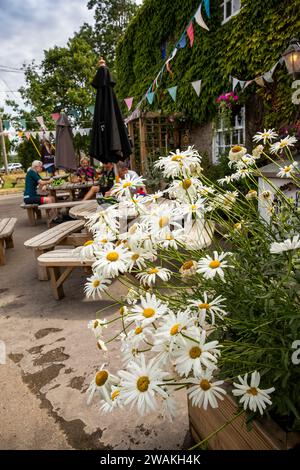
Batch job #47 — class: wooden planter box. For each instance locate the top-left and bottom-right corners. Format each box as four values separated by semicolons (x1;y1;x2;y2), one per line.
188;393;300;450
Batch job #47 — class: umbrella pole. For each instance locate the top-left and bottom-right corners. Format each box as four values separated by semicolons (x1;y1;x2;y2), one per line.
114;163;120;182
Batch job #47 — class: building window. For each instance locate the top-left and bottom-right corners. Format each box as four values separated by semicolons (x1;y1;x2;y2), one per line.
221;0;241;24
212;107;245;163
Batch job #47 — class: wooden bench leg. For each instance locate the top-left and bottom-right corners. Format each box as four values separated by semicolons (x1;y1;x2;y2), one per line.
48;266;74;300
0;239;5;265
36;208;42;220
27;208;37;226
34;249;50;281
5;235;14;249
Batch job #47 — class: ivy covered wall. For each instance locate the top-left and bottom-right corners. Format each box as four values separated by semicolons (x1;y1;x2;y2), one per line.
116;0;300;127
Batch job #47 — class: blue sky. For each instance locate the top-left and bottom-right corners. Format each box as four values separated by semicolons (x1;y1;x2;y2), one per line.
0;0;95;108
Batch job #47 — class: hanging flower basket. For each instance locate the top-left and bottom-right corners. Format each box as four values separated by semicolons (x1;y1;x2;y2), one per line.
216;91;239;129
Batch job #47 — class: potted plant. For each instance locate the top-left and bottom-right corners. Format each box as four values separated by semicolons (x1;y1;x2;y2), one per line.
216;91;240;130
80;132;300;449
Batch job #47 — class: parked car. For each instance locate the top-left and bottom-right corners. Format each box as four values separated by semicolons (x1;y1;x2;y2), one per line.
0;163;23;173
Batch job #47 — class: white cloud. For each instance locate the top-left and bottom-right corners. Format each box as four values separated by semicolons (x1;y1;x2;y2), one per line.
0;0;94;108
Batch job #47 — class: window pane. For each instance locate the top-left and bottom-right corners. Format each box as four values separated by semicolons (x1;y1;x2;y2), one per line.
226;1;232;18
232;0;241;13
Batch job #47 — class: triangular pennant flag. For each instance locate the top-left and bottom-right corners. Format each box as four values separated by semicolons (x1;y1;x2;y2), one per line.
124;97;134;111
18;131;24;138
178;33;187;48
51;113;60;121
36;116;45;128
187;22;195;47
87;106;94;114
204;0;210;18
244;80;253;89
239;80;247;90
263;62;279;83
44;131;50;140
255;76;265;87
167;86;178;102
147;91;155;105
192;79;202;97
195;3;209;31
3;120;10;130
232;77;240;91
25;132;31;140
19;118;26;129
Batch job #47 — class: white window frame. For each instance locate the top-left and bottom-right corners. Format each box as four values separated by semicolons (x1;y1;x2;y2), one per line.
221;0;241;24
212;107;245;164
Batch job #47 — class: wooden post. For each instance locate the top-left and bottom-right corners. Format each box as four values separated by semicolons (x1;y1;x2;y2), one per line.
127;121;136;171
0;117;9;174
0;239;6;265
139;117;147;175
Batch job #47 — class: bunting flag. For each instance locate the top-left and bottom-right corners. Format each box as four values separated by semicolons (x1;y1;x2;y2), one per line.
195;3;210;31
87;106;95;114
51;113;60;121
232;77;240;92
255;76;266;87
167;86;178;102
204;0;210;18
187;22;195;47
147;91;155;105
262;62;279;83
69;109;80;119
25;132;31;140
124;97;134;111
161;41;167;60
36;116;45;128
191;79;202;96
19;118;26;129
17;131;23;138
177;33;187;49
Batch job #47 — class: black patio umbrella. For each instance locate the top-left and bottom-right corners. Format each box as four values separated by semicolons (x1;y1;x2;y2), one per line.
89;59;132;164
55;112;77;170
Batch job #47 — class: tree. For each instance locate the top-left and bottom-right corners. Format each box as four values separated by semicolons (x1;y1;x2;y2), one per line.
20;35;98;128
87;0;139;68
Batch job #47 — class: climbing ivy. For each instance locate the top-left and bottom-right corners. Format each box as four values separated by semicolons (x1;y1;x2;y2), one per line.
115;0;300;127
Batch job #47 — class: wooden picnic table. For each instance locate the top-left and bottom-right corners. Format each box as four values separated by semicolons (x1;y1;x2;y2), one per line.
48;181;100;201
69;200;99;220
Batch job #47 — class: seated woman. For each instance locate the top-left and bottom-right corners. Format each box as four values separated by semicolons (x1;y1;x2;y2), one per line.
41;139;56;176
77;156;95;181
23;160;54;205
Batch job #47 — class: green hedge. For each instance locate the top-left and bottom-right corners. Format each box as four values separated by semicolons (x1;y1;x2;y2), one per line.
116;0;300;127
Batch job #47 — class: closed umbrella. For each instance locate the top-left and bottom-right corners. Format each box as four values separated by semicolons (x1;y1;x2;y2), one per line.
55;112;77;170
89;58;132;164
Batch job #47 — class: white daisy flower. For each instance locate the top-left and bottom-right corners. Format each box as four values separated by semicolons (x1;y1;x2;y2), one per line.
136;267;172;286
179;260;198;278
93;243;131;278
270;235;300;254
234;155;256;169
228;145;247;162
154;147;202;179
145;205;183;237
270;136;298;154
118;355;169;416
197;251;232;282
253;129;278;144
260;190;273;202
151;340;172;366
173;329;221;378
88;318;108;339
129;292;169;326
120;341;141;366
276;161;299;178
167;178;201;202
100;385;123;413
74;239;97;261
120;324;153;348
127;245;156;272
143;191;164;204
231;168;254;180
87;365;119;405
190;292;228;326
188;369;226;409
110;173;145;198
245;189;258;200
124;287;140;305
84;274;111;299
213;191;238;210
155;310;193;350
217;175;233;186
86;205;120;231
252;145;264;158
177;198;206;223
232;371;275;415
155;229;185;250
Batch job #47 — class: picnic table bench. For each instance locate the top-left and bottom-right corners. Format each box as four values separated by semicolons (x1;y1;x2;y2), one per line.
0;218;17;265
38;200;93;227
20;203;42;226
24;219;87;280
11;176;26;188
38;249;93;300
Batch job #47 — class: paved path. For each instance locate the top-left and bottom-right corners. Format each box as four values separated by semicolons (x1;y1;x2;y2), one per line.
0;196;190;450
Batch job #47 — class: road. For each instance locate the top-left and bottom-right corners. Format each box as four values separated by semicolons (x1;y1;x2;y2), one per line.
0;195;190;450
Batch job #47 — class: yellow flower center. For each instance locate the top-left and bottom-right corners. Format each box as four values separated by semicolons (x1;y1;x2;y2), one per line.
200;379;211;391
247;387;258;396
111;390;120;401
234;223;242;230
198;303;210;310
182;260;194;270
119;306;127;315
84;240;93;246
135;327;143;335
101;239;108;243
95;370;108;386
170;323;181;336
165;234;173;240
123;181;132;188
131;253;140;261
189;346;202;359
171;155;183;161
159;216;169;228
93;320;99;328
106;251;119;262
182;179;192;189
284;166;292;173
209;260;221;269
137;376;150;392
92;280;100;288
148;268;159;274
191;204;197;211
231;145;242;153
143;308;155;318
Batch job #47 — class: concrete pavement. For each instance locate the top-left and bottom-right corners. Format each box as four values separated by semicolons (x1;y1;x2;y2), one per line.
0;195;190;450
